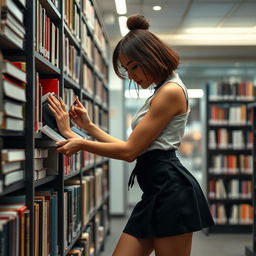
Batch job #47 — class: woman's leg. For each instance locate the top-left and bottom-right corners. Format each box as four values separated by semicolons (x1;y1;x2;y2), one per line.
153;232;193;256
112;233;154;256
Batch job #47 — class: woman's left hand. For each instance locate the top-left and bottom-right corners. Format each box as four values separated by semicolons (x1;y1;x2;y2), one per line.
47;94;72;137
56;138;84;156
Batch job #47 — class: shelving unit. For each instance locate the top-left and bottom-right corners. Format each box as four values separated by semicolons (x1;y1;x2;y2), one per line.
245;103;256;256
205;81;254;234
0;0;110;255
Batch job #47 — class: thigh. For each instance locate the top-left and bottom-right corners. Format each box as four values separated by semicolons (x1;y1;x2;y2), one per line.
153;232;193;256
112;233;154;256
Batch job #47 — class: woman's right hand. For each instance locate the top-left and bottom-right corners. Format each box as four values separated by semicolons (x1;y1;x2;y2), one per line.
69;97;93;131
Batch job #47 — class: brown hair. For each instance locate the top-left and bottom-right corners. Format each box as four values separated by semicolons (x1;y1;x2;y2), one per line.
113;14;180;83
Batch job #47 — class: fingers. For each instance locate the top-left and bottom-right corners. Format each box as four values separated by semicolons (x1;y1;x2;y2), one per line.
69;105;78;120
75;96;84;108
56;140;68;146
48;98;61;116
48;94;69;117
56;140;72;156
59;97;67;112
47;94;62;115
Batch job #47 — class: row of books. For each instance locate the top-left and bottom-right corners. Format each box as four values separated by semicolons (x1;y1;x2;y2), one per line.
81;19;93;61
64;35;80;83
95;165;108;208
0;199;30;256
209;154;252;174
209;129;253;150
0;167;109;255
95;76;108;107
209;105;252;125
66;177;94;236
63;172;107;251
67;225;95;256
34;190;58;256
64;0;80;42
64;153;82;176
63;184;82;249
94;17;108;60
82;0;95;32
210;203;253;225
83;64;94;94
208;81;255;101
209;179;252;199
101;111;109;131
0;149;25;193
0;0;26;49
0;56;26;132
67;203;109;256
0;148;59;191
36;0;60;68
83;151;95;168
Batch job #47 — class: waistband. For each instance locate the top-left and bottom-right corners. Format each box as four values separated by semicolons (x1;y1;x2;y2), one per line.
128;149;177;190
137;149;177;161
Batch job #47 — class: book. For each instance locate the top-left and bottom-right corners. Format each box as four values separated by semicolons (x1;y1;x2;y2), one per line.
1;149;25;162
1;60;26;82
1;75;26;102
40;125;66;142
39;78;59;96
1;0;24;24
2;99;24;119
4;169;24;186
1;160;22;174
0;116;24;131
41;92;59;131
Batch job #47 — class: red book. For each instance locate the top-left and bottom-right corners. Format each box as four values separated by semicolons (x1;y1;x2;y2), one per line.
12;62;26;72
39;78;59;96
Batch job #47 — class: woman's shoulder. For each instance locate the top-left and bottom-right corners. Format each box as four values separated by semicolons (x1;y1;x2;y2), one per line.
153;82;185;101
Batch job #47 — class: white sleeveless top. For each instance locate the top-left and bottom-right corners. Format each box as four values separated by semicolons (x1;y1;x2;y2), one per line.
131;72;191;154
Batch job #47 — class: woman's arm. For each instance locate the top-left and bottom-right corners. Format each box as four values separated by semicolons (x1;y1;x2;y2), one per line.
56;84;187;161
86;123;124;143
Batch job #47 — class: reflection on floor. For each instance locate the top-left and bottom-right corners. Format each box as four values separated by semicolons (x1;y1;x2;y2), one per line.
100;210;251;256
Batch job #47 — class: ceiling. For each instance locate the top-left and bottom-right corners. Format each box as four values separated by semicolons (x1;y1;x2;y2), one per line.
96;0;256;84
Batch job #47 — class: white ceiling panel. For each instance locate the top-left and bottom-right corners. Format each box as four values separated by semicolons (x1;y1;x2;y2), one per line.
231;3;256;17
223;17;256;27
128;3;187;17
187;3;235;17
182;17;222;28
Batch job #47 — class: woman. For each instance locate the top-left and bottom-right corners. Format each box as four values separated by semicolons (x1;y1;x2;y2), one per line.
48;14;214;256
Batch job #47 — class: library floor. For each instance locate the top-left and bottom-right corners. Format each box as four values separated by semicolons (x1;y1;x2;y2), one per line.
100;208;251;256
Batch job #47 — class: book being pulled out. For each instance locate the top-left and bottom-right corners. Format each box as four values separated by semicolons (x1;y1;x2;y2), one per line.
41;92;59;132
41;125;66;142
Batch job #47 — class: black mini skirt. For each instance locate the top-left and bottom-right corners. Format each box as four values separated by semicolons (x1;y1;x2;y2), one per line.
123;149;215;238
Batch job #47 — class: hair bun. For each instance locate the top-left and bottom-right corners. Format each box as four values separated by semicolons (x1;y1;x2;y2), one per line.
127;14;150;31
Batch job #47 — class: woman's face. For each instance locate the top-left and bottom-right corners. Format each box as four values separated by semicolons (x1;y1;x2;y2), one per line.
119;53;154;89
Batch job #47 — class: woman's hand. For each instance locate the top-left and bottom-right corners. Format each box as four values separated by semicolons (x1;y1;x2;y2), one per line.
47;94;72;137
56;138;84;156
69;97;93;131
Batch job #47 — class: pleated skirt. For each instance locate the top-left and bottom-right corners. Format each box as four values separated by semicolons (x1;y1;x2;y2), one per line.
123;149;215;238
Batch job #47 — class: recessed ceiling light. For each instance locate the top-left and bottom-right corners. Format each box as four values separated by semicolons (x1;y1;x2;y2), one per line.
153;6;162;11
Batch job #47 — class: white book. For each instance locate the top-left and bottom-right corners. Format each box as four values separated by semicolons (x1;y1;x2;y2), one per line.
3;79;26;102
1;149;25;162
229;205;239;224
41;125;66;142
4;169;24;186
1;161;22;174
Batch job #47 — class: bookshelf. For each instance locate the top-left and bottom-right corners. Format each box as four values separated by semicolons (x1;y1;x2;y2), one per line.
0;0;110;255
205;80;254;234
245;103;256;256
